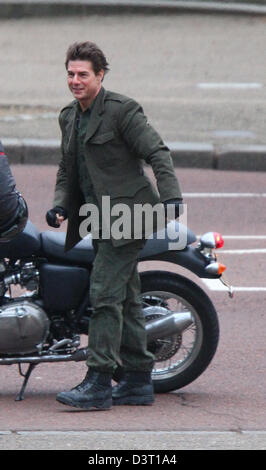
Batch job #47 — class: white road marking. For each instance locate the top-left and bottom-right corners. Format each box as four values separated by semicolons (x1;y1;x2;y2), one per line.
195;235;266;251
197;82;263;90
221;235;266;240
220;249;266;254
184;192;265;291
196;235;266;240
202;279;266;292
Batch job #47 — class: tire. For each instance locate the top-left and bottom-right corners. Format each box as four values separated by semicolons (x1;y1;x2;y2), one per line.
140;270;219;393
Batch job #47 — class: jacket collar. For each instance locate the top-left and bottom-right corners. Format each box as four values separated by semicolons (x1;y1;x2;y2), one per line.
84;86;105;143
65;86;106;153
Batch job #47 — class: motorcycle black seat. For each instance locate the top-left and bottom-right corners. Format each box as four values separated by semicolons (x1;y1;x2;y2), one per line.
41;221;196;265
41;231;95;265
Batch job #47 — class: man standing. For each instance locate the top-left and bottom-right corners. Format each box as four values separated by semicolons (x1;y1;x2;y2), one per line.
46;41;183;410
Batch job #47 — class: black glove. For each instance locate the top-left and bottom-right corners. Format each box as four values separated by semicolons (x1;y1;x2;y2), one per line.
46;206;68;228
163;198;183;219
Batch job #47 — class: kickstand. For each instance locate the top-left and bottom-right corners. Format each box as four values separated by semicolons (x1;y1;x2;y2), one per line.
15;363;37;401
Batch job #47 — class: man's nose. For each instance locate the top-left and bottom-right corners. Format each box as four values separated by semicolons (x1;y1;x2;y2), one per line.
73;74;81;84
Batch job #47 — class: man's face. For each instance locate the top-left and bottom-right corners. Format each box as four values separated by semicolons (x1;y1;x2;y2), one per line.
67;60;104;110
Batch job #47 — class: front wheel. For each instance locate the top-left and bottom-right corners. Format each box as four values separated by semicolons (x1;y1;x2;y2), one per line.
141;270;219;393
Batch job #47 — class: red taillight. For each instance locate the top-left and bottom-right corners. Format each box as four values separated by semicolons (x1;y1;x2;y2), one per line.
199;232;224;250
213;232;224;249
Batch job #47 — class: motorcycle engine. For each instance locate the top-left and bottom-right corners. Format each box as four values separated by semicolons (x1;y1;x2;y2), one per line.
0;300;50;355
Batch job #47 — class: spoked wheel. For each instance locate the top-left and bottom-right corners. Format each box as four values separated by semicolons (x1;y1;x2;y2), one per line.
141;271;219;393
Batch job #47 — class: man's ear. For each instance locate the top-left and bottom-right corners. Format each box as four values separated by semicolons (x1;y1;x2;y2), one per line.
98;69;105;82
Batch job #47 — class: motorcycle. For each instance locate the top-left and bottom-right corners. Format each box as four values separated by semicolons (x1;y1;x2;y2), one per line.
0;218;232;401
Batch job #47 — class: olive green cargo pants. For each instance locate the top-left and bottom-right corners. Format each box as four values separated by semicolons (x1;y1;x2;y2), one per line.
86;239;154;374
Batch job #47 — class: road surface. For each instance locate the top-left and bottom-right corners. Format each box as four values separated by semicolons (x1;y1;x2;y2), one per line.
0;164;265;450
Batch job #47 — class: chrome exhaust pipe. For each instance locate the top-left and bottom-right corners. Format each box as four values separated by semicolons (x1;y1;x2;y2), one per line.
146;311;193;342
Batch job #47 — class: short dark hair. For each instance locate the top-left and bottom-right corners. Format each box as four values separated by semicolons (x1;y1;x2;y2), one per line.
65;41;110;76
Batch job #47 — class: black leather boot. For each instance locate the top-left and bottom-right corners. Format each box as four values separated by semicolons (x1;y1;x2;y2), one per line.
56;369;112;410
112;371;154;406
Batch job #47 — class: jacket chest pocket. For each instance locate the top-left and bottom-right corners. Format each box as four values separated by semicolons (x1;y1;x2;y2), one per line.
88;131;120;168
89;131;115;145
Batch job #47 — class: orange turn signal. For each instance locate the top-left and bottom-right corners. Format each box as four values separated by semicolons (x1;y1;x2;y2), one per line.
218;263;227;275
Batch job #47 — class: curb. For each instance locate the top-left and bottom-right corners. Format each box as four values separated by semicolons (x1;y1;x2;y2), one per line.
1;1;266;18
1;429;266;450
3;138;266;171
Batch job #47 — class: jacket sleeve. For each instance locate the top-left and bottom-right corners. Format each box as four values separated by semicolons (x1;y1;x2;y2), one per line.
53;114;69;210
0;141;19;226
117;98;182;202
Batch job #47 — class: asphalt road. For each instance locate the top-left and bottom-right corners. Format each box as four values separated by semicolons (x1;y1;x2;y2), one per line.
0;165;265;451
1;12;266;147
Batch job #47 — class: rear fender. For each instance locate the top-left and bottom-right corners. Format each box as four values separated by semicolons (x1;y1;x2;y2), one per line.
140;245;221;279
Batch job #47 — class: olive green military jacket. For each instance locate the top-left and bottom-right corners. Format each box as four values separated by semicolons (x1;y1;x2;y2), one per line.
53;86;182;251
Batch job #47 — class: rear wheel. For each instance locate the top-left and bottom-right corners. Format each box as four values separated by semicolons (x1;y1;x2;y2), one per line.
141;271;219;393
